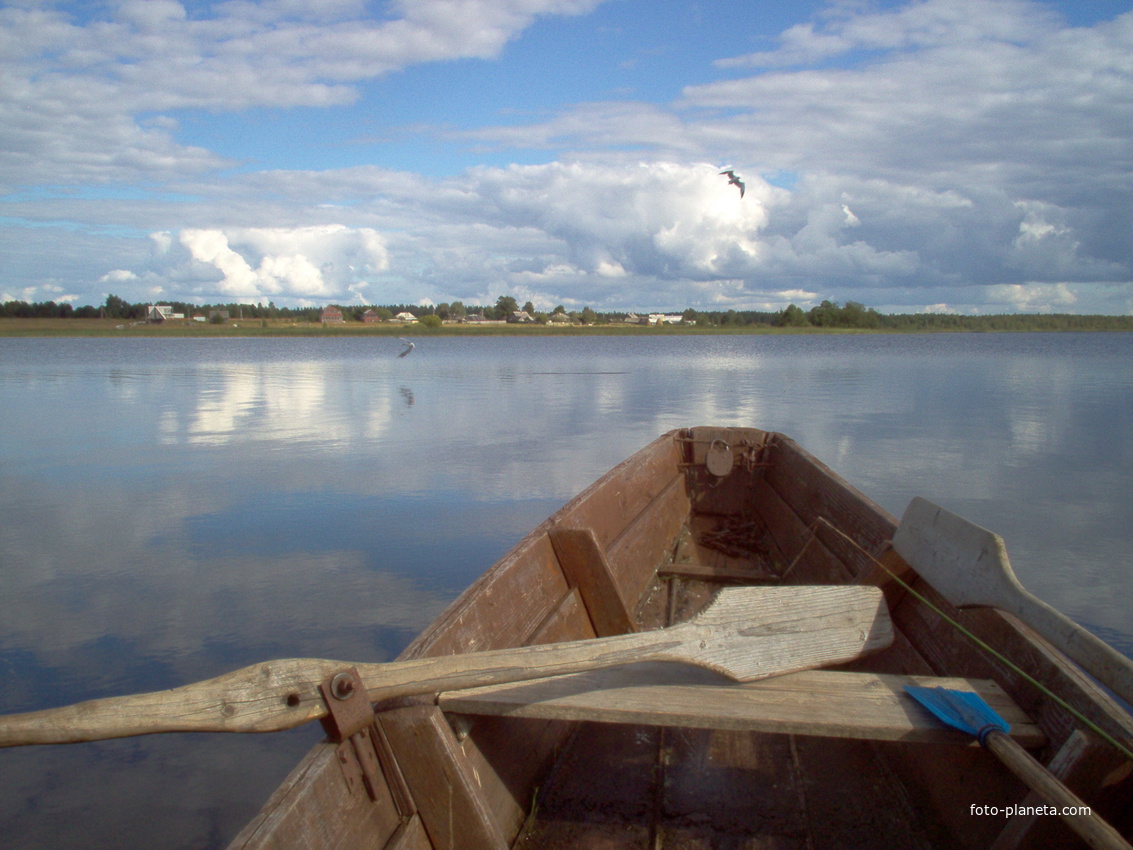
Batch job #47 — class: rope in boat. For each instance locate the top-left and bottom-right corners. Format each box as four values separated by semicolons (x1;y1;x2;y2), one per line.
801;518;1133;763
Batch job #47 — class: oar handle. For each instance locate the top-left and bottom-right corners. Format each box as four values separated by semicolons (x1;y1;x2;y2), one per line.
1011;589;1133;708
0;658;343;746
984;730;1133;850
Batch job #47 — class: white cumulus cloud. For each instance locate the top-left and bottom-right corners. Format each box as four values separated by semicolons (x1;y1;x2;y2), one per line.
176;225;389;300
466;161;773;279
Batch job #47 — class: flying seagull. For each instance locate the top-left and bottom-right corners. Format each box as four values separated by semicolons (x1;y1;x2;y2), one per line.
719;169;745;198
398;338;415;358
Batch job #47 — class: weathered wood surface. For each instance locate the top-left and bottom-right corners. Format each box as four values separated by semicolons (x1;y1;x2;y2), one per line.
981;727;1133;850
512;722;660;847
0;658;346;745
763;432;897;557
383;585;890;692
604;471;691;612
992;730;1133;850
755;439;1021;849
405;532;573;659
386;585;892;688
226;427;1133;850
519;719;943;848
548;528;636;636
377;706;509;850
679;426;774;518
0;587;891;747
663;515;780;582
383;815;433;850
365;584;891;848
228;743;402;850
526;587;593;646
444;587;596;845
658;561;778;583
441;667;1046;747
755;478;855;584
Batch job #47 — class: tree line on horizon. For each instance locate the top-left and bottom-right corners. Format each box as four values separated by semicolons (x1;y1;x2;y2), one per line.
3;293;1132;332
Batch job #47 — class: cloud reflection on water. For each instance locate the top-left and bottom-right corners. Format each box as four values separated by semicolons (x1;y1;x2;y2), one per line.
1;333;1130;850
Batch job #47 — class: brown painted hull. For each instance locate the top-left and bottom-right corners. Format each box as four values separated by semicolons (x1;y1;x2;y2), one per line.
230;427;1133;849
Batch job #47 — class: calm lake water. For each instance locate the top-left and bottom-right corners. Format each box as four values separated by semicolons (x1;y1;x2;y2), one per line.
2;332;1131;848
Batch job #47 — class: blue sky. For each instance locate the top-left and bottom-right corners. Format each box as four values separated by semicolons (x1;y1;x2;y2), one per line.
2;0;1132;314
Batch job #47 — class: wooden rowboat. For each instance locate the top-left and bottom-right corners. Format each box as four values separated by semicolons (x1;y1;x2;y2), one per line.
219;426;1133;849
3;426;1131;847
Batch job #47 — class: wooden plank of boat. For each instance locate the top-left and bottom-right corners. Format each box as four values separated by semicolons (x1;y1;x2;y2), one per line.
440;667;1047;747
547;528;636;636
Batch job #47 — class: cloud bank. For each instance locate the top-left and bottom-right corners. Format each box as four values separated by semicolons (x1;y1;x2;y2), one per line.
170;224;390;301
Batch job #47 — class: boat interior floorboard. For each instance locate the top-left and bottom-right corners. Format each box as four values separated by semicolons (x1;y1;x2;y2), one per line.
666;515;783;583
516;722;950;849
514;722;656;847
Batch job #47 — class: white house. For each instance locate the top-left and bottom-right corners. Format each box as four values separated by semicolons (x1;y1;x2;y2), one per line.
146;304;184;322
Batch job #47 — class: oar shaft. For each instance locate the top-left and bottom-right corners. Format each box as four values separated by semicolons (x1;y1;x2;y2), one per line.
0;630;684;747
985;730;1132;850
355;627;685;703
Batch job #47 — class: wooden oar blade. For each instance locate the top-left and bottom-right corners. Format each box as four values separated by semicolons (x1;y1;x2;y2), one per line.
897;499;1133;708
680;585;893;681
893;496;1021;608
905;685;1010;742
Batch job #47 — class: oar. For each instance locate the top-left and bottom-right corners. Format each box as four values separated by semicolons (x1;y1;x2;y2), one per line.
906;685;1132;850
0;585;892;747
893;497;1133;707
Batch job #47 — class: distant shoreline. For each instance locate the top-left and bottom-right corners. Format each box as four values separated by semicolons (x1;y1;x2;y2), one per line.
3;317;1132;338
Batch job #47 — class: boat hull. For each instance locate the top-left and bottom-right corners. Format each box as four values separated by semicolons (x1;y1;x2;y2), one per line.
230;427;1133;850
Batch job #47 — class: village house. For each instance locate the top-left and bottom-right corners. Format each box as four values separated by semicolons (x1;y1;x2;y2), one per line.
394;311;418;323
320;305;344;324
145;304;184;322
362;309;381;323
462;313;508;325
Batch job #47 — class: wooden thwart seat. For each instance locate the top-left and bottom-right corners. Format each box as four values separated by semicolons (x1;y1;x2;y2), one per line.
439;666;1046;747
